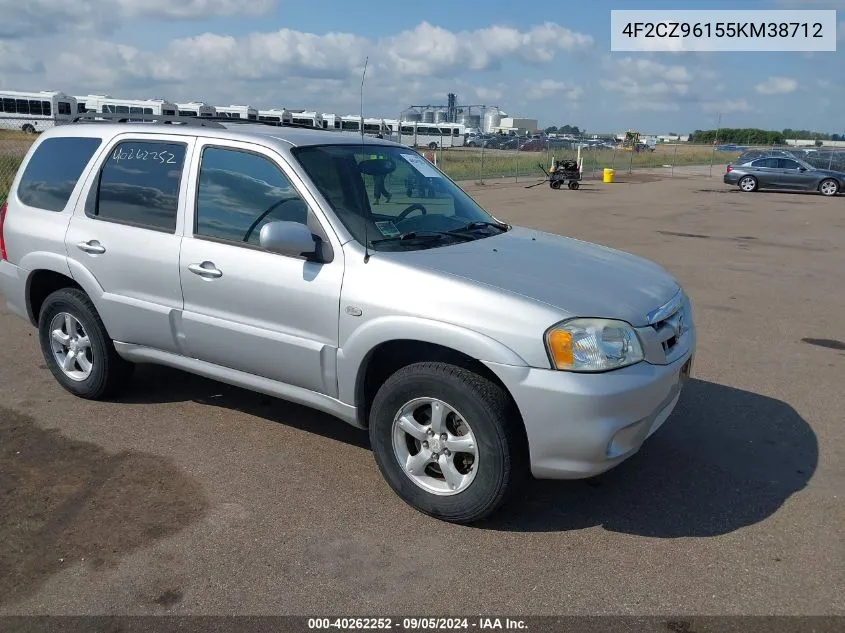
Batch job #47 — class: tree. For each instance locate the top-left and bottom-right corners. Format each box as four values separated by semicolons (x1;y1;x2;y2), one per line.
544;126;558;134
815;139;823;147
689;128;786;145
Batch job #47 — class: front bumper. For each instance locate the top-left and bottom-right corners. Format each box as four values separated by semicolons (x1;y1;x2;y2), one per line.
483;336;695;479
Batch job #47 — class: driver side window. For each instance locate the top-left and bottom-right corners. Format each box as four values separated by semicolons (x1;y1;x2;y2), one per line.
195;146;308;245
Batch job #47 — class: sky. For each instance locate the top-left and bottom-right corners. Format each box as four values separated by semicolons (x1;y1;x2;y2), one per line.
0;0;842;134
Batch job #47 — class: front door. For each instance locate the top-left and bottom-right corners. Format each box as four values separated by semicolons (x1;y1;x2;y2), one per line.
65;134;194;353
178;141;344;396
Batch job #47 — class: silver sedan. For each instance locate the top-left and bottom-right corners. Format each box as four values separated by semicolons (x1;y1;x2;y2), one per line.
724;155;844;196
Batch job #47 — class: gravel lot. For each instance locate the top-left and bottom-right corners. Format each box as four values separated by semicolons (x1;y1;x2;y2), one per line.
1;172;843;616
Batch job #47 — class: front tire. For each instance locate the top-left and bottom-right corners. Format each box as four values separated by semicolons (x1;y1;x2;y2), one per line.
739;175;758;192
22;124;36;134
819;178;839;197
38;288;134;400
369;362;526;524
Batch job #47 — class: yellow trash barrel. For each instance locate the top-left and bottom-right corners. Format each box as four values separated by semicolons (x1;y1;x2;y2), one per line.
603;168;615;183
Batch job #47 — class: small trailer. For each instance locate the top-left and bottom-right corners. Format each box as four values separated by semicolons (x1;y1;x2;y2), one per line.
547;158;582;190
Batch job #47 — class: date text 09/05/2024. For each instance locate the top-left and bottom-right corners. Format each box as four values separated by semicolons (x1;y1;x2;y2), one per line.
307;618;528;630
621;22;824;39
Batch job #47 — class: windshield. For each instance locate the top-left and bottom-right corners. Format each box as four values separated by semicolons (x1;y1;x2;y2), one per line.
291;144;507;251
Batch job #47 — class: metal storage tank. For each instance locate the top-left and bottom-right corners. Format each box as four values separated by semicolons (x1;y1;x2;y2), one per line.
463;114;481;130
421;109;435;123
483;109;503;133
434;109;448;124
403;111;422;123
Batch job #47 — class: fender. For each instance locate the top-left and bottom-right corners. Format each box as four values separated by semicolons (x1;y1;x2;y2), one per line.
335;315;528;405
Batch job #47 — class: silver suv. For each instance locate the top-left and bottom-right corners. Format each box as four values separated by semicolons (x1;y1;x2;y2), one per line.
0;118;696;523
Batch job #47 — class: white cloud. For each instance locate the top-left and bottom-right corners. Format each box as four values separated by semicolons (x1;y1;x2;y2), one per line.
754;76;798;95
382;22;592;76
701;99;752;114
0;0;275;38
0;41;42;73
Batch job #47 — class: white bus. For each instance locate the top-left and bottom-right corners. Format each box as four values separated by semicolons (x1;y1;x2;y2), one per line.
392;121;466;149
214;105;258;121
320;113;340;130
257;109;291;125
331;115;392;137
287;110;324;128
176;102;216;118
0;90;76;133
75;95;178;118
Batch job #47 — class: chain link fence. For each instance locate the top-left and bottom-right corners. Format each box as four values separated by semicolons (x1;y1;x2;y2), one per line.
4;117;845;203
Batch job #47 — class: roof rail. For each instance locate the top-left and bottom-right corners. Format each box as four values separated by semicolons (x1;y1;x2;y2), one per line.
70;112;331;131
71;112;226;128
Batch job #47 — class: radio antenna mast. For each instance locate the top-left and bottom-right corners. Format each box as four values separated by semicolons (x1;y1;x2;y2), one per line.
360;56;371;263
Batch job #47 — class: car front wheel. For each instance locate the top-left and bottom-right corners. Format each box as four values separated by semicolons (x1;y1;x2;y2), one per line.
819;178;839;197
369;362;526;524
739;175;758;192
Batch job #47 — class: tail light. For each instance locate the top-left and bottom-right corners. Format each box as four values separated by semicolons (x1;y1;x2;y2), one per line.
0;201;7;261
726;164;733;173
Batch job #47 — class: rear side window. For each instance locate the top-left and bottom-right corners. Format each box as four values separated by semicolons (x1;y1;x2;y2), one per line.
90;141;186;232
17;137;103;211
751;158;778;168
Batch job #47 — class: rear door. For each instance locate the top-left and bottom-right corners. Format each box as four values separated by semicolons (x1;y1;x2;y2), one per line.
65;133;195;353
748;157;781;187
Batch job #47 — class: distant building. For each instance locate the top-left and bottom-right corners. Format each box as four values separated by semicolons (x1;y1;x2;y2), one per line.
490;117;538;135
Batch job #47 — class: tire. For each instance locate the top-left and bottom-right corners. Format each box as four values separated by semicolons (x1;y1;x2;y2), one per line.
550;180;561;190
819;178;839;197
570;181;580;190
38;288;134;400
22;124;36;134
738;175;758;192
428;142;438;150
369;362;527;524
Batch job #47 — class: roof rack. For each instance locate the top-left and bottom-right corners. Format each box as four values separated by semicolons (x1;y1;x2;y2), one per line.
70;112;330;131
71;112;225;127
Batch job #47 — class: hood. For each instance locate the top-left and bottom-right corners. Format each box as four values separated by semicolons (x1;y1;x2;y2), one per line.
400;227;680;327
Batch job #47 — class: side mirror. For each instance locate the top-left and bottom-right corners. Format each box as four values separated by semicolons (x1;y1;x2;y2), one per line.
798;167;807;172
259;221;317;259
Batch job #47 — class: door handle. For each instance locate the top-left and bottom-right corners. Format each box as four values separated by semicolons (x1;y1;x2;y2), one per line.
188;262;223;279
76;240;106;254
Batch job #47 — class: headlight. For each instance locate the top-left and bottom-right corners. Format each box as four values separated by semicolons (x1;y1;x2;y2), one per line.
545;318;644;372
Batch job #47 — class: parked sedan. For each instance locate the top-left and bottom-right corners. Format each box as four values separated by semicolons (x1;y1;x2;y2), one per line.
724;155;844;196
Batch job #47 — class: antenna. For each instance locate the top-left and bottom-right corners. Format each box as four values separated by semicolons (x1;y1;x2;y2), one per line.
360;56;370;263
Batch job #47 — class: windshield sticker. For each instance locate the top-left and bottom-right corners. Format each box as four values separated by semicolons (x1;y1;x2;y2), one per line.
374;220;401;237
400;153;442;179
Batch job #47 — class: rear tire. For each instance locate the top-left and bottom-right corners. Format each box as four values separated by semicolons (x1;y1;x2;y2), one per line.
739;175;758;192
819;178;839;197
21;124;36;134
550;180;561;190
38;288;134;400
428;142;438;150
368;362;526;524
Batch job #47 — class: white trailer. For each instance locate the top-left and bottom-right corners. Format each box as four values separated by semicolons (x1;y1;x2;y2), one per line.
176;102;216;117
0;90;76;133
75;95;178;117
214;105;258;121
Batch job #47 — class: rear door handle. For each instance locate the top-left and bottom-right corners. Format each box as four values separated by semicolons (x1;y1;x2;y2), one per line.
188;262;223;279
76;240;106;254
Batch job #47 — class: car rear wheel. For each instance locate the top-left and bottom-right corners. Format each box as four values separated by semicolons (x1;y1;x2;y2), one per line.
368;362;526;524
819;179;839;197
38;288;134;400
739;175;758;192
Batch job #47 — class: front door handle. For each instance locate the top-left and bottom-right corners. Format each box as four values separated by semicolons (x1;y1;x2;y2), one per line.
188;262;223;279
76;240;106;254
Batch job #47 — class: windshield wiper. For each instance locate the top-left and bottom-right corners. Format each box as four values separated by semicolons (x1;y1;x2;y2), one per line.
446;221;510;235
370;230;474;246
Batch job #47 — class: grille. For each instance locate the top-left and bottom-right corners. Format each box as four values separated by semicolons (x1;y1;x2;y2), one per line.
651;307;686;355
